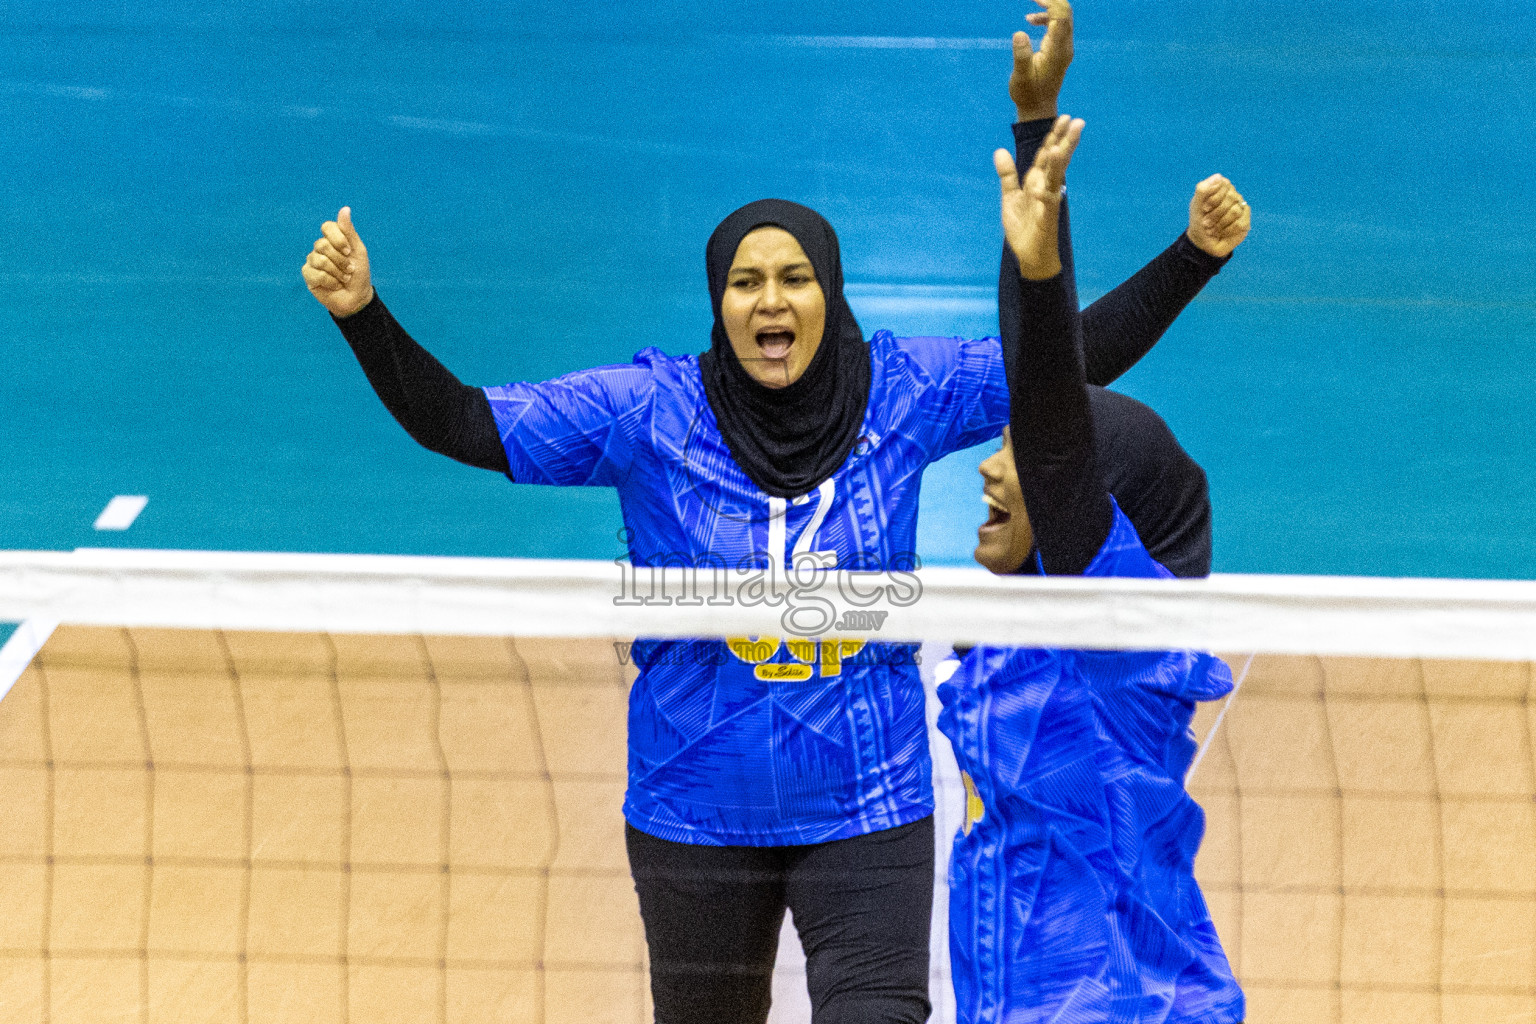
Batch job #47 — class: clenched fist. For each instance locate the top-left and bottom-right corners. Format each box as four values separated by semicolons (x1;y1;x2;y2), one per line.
1187;176;1251;259
301;207;374;318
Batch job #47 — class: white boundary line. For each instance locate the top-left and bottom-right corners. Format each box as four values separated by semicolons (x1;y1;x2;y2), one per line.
0;619;58;704
93;495;148;531
3;548;1536;659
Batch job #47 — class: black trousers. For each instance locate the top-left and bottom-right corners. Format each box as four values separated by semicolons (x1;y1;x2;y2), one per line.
626;817;934;1024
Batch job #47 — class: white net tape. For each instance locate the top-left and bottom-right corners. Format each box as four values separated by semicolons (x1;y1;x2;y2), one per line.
6;547;1536;659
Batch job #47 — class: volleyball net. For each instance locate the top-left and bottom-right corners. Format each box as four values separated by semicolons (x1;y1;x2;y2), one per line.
4;548;1536;1024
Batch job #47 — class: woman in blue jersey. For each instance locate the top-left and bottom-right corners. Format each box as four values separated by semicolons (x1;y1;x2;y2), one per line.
297;5;1243;1019
936;116;1247;1024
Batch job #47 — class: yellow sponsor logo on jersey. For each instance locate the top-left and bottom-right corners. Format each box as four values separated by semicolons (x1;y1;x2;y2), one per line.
727;636;782;664
961;770;985;835
785;638;818;664
817;639;867;678
755;663;814;682
784;637;868;676
728;637;868;679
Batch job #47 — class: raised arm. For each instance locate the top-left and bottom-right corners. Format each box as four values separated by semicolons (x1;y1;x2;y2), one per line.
1005;138;1249;388
1000;1;1251;386
998;2;1083;387
1078;175;1250;384
1004;132;1250;389
301;208;508;474
997;116;1113;575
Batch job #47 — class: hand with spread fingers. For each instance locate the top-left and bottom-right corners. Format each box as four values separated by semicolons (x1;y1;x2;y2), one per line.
1010;0;1074;122
1186;175;1251;258
301;206;374;318
996;114;1085;280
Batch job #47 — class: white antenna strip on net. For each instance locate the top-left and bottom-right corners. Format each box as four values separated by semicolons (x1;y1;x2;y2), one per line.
1184;651;1255;784
0;618;59;702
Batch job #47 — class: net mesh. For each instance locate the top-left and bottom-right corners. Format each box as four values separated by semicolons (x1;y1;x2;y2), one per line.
2;623;1535;1023
0;626;644;1024
1185;654;1536;1023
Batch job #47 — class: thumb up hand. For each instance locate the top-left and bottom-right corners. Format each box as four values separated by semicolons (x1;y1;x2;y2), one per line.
301;206;374;318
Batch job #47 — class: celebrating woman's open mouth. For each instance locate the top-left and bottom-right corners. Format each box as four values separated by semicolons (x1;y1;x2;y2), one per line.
978;493;1011;534
755;329;795;360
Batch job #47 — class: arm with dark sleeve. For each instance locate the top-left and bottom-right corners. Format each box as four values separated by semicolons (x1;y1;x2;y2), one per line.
1009;118;1230;387
1008;263;1114;576
332;294;510;474
1079;233;1228;386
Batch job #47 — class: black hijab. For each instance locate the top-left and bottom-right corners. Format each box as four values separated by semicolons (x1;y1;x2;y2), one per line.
1088;387;1213;578
699;199;872;499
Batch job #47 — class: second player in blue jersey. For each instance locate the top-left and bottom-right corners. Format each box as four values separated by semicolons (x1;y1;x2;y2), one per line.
936;113;1249;1024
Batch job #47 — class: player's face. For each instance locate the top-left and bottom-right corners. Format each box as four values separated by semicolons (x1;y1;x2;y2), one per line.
721;227;827;388
975;428;1035;575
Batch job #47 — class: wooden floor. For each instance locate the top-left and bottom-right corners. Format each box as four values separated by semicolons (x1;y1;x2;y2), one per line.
1;627;1533;1022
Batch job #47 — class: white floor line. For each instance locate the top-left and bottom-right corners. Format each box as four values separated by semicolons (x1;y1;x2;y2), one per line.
0;619;58;704
93;495;148;531
1186;652;1255;784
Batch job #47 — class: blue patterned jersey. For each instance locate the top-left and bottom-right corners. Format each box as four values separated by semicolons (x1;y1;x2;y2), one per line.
485;330;1007;845
937;500;1242;1024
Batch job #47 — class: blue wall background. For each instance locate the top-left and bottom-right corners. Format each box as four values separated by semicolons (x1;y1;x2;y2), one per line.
2;1;1533;576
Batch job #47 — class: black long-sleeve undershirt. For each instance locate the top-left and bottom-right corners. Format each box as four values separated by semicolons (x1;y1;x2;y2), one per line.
1008;117;1229;390
333;296;510;474
332;122;1226;481
1009;262;1114;576
1005;117;1220;578
333;236;1223;481
332;244;1215;486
